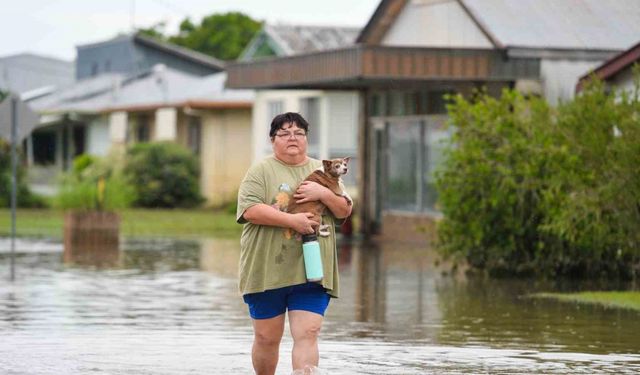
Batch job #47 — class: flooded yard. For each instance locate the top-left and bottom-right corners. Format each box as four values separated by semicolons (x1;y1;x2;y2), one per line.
1;236;639;374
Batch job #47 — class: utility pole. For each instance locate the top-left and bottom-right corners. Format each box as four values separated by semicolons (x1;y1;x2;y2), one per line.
10;96;17;281
131;0;136;31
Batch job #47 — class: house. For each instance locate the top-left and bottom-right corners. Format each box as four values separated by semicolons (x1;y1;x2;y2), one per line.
0;53;74;96
239;24;361;190
576;41;640;93
26;33;252;206
226;0;640;240
76;33;224;79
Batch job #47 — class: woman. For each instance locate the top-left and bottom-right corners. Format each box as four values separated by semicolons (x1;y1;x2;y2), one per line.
236;112;352;375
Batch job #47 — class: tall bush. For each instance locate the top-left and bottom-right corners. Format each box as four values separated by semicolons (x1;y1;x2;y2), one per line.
436;76;640;279
541;77;640;278
0;139;46;208
54;153;136;211
124;142;203;208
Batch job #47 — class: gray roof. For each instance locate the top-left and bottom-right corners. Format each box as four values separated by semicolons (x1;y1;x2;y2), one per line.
0;53;75;94
29;65;253;114
133;33;226;69
462;0;640;51
264;24;361;55
76;33;225;69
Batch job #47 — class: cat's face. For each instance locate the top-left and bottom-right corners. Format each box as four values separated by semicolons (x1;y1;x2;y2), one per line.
322;157;350;177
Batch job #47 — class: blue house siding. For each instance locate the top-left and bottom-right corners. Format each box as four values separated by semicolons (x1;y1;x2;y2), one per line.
76;34;223;80
76;37;138;79
134;43;218;77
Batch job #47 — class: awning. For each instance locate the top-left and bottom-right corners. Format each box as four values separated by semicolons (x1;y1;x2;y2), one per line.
226;46;540;90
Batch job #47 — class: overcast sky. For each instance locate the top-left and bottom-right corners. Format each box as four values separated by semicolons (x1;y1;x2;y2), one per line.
1;0;380;61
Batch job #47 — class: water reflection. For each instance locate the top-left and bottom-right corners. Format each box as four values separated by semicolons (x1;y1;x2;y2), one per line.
64;243;121;268
0;236;639;374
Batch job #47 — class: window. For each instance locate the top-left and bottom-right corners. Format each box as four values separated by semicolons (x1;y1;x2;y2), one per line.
136;114;150;142
422;116;448;211
187;116;201;155
386;121;420;211
428;90;450;114
32;131;56;165
299;97;320;158
370;90;452;117
370;92;385;117
384;115;450;213
388;91;405;116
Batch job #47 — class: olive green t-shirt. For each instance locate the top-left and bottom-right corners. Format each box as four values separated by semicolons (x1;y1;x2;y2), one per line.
236;156;343;298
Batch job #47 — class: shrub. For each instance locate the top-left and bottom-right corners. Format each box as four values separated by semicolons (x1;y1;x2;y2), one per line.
436;75;640;279
0;139;47;208
54;153;136;211
124;142;204;208
541;77;640;278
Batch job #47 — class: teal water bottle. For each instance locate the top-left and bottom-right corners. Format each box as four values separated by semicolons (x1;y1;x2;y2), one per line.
302;234;323;282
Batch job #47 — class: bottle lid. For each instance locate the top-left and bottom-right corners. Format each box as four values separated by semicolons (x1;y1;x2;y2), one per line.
302;234;318;242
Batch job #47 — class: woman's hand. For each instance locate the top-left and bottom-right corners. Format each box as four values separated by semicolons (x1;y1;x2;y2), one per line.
293;181;329;204
289;212;319;234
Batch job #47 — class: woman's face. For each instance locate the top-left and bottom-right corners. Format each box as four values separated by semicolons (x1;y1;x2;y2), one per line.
271;122;308;160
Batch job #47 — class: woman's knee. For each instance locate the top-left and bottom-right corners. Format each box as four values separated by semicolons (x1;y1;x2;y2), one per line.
293;323;322;343
254;329;283;347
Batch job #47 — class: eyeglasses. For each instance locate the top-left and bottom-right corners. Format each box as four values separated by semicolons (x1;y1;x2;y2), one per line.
275;131;307;140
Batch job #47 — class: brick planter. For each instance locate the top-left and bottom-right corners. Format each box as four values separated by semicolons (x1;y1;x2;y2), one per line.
63;211;120;266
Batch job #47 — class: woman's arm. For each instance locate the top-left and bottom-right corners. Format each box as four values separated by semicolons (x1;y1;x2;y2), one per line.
294;181;352;219
243;204;319;234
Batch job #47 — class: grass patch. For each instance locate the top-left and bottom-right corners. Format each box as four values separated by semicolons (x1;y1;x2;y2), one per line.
532;291;640;311
0;208;242;239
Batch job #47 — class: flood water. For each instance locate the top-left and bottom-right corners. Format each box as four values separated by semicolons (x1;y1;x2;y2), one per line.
1;236;639;374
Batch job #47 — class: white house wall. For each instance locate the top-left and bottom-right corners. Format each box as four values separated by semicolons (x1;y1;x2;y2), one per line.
381;0;493;48
326;92;358;154
109;111;127;145
154;107;178;141
86;116;110;156
541;59;603;105
251;90;323;163
200;109;253;206
252;90;359;165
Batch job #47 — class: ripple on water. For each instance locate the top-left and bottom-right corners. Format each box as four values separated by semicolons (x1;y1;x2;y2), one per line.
1;237;639;374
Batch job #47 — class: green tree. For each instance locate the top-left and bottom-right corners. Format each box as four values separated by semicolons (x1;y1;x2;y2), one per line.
137;21;167;40
138;12;262;61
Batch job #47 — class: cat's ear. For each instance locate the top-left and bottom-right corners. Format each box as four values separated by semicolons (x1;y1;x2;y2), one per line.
343;157;351;165
322;159;332;171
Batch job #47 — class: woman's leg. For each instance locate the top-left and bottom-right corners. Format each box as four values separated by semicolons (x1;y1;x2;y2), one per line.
252;314;286;375
288;310;324;371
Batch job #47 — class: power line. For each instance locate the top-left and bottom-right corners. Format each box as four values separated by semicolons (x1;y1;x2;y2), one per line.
149;0;191;17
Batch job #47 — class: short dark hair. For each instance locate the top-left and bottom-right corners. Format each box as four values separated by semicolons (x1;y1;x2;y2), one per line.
269;112;309;138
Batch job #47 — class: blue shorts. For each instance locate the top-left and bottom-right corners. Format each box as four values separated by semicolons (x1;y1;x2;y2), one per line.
243;282;331;320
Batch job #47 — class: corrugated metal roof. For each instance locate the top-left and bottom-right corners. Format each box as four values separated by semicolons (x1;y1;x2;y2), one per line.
29;66;253;114
264;24;361;55
462;0;640;51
